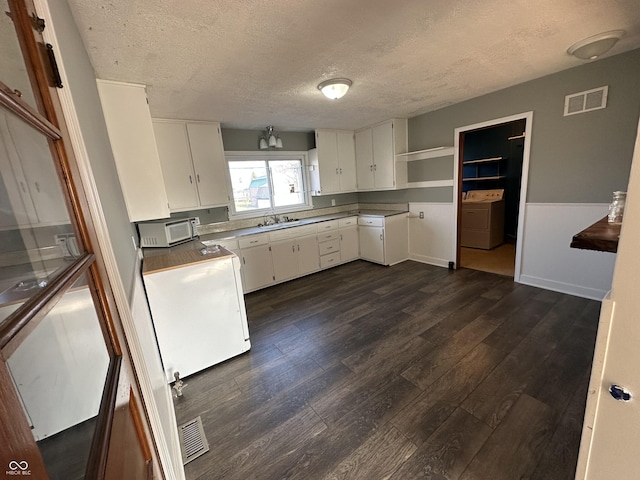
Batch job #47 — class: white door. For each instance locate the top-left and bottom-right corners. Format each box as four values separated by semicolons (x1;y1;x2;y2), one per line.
297;234;320;275
372;122;394;189
187;123;229;207
336;131;357;191
576;118;640;479
271;239;298;282
359;226;384;264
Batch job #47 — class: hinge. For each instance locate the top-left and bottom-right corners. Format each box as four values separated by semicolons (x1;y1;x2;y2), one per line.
269;246;272;251
31;13;45;32
45;44;63;88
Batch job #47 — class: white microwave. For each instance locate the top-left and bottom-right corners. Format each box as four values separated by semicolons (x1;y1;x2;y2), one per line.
138;218;198;247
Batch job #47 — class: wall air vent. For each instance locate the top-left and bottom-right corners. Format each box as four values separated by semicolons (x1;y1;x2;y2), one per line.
564;86;608;116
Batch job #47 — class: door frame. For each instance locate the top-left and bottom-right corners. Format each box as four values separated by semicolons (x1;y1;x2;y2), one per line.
453;111;533;281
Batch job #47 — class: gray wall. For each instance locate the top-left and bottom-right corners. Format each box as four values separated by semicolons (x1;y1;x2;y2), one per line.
221;128;315;151
408;48;640;204
49;0;139;297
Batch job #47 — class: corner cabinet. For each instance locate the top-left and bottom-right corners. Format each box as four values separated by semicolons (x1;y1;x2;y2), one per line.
309;129;357;195
355;119;407;191
96;80;170;222
152;120;229;212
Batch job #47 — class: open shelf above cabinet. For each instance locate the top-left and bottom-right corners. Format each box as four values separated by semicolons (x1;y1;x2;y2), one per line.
395;146;454;161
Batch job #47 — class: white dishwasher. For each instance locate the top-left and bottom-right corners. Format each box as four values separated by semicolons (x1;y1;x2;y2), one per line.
142;245;251;383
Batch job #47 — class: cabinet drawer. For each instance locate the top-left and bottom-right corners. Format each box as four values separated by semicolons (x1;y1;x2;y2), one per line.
316;220;339;232
317;231;339;243
338;216;358;227
319;238;340;256
238;234;269;249
269;224;316;242
358;216;384;227
320;251;341;268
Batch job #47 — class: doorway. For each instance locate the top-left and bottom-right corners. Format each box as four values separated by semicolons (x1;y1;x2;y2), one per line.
453;112;533;280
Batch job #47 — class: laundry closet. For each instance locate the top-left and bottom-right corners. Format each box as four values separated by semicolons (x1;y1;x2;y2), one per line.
459;119;526;276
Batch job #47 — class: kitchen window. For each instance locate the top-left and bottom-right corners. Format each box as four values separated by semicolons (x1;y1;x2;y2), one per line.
226;152;311;217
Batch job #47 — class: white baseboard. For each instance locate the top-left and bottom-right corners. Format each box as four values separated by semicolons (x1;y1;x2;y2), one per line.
409;253;451;268
519;274;608;301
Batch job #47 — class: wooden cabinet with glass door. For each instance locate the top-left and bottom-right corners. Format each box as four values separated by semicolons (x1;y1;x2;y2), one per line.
0;1;154;479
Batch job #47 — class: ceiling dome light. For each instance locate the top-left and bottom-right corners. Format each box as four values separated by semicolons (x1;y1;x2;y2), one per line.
567;30;625;60
318;78;352;99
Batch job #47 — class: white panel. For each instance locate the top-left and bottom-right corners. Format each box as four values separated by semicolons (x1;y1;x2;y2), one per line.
519;203;615;300
408;202;454;268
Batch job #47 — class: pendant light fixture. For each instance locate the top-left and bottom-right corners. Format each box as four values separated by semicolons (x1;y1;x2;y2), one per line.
259;126;283;149
318;78;352;100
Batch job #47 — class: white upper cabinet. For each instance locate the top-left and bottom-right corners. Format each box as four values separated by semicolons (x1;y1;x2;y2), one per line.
96;80;170;222
186;123;229;208
153;120;229;212
309;129;356;195
355;119;407;190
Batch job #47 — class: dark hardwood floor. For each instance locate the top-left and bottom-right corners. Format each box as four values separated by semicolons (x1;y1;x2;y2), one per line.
173;260;600;480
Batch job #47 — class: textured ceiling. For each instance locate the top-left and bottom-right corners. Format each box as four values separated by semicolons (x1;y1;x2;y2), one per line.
65;0;640;132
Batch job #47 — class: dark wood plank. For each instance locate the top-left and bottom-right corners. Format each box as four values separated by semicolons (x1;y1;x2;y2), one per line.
323;424;417;480
389;408;492;480
459;394;555;480
391;343;504;445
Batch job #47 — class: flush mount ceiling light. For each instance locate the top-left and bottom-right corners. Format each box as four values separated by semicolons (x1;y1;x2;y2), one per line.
567;30;625;60
317;78;352;100
259;126;283;150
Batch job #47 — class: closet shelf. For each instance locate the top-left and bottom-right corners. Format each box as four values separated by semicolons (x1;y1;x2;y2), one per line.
463;175;506;182
462;156;505;165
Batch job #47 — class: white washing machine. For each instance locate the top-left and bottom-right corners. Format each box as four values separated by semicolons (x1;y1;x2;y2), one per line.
461;189;505;249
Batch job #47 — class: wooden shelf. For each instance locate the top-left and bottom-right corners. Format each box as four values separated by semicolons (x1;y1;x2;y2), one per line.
571;216;620;253
463;175;506;182
395;146;454;161
463;156;504;165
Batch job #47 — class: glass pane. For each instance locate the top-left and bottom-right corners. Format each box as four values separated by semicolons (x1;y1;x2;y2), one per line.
270;159;305;208
0;107;80;327
0;1;40;111
228;160;270;212
6;272;110;480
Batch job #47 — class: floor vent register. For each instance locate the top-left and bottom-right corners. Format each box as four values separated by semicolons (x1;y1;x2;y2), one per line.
178;416;210;465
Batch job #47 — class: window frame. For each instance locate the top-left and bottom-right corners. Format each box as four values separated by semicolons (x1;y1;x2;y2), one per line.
226;150;313;219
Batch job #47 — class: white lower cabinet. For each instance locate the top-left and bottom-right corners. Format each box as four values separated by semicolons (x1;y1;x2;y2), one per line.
272;234;319;282
359;221;385;264
238;234;274;292
358;214;408;265
339;225;359;262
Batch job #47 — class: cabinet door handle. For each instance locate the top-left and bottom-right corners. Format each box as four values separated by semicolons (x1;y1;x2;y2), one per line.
380;234;383;241
20;181;27;193
34;181;40;193
242;257;246;264
370;165;373;172
189;175;193;184
373;164;377;171
336;168;339;175
292;245;296;253
297;245;300;252
197;174;201;183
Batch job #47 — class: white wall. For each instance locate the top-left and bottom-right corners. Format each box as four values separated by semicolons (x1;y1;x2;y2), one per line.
408;201;616;300
519;203;615;300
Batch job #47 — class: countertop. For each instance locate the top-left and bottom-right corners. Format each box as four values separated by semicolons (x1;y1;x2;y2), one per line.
142;245;236;275
143;209;408;258
570;216;620;253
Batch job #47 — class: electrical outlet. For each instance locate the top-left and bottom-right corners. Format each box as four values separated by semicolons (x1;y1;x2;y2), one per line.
419;211;424;219
193;217;200;226
331;199;336;206
55;234;70;257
